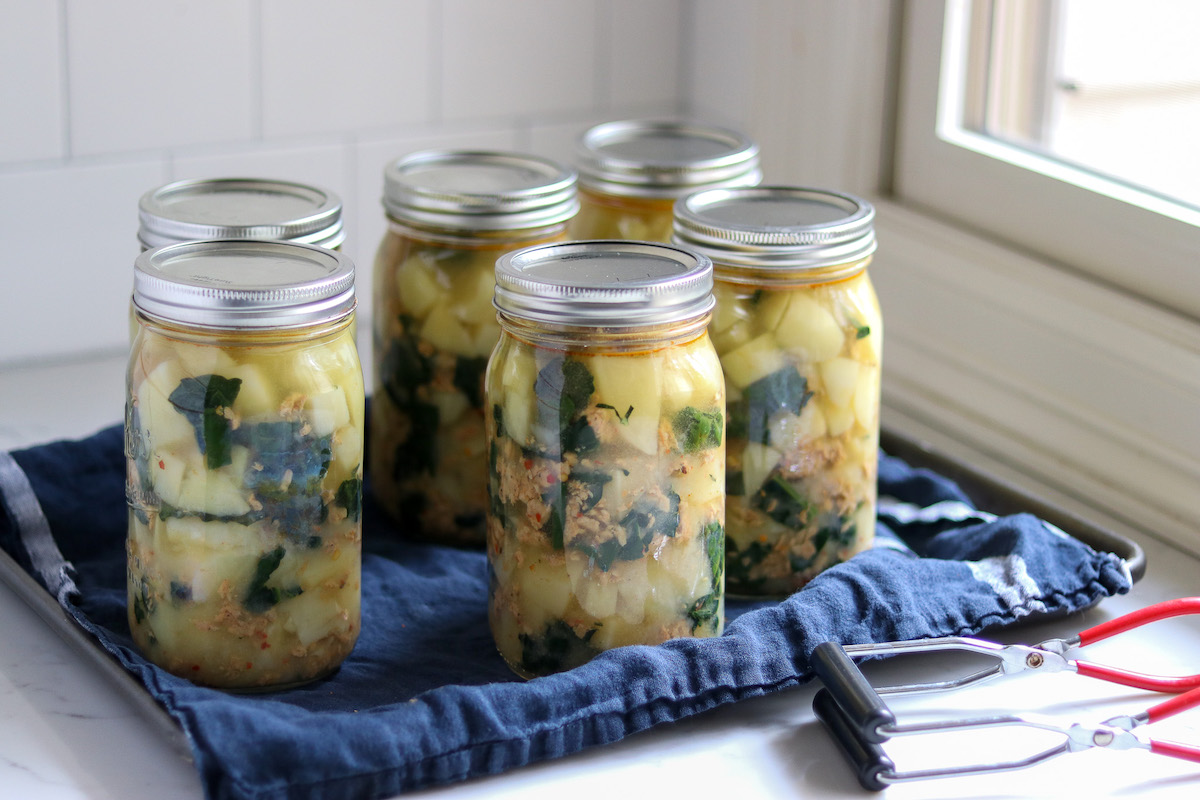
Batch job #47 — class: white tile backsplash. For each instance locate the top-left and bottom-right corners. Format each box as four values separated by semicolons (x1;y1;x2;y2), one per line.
0;1;64;163
260;0;434;138
0;0;697;367
66;0;256;156
604;0;684;110
0;159;168;364
440;0;600;122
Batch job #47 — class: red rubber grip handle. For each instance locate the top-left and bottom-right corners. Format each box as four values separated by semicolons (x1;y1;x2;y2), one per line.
1076;661;1200;693
1077;598;1200;646
1146;686;1200;724
1150;739;1200;764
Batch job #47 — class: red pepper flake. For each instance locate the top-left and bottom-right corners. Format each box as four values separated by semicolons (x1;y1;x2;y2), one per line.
546;474;556;484
245;662;253;670
535;513;542;523
191;665;200;672
158;459;165;470
523;458;533;470
261;642;270;650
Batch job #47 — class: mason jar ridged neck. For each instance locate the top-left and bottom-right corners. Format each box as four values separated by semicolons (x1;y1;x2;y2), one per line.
495;240;714;327
575;119;761;198
137;178;345;250
382;150;578;231
133;240;356;329
673;187;876;274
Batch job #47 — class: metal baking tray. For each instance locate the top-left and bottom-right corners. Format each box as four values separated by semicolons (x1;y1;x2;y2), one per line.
0;423;1144;759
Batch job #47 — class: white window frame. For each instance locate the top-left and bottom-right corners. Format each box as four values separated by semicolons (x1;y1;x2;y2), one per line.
895;0;1200;319
869;0;1200;556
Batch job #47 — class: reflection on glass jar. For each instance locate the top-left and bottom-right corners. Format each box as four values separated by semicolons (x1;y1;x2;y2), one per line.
569;119;761;242
126;240;364;691
674;188;882;597
371;150;577;546
487;241;726;678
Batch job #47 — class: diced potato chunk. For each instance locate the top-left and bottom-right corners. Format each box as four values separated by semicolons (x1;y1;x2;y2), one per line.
396;256;443;317
721;333;786;389
820;357;860;408
589;355;661;454
740;441;783;496
774;292;845;362
421;301;474;354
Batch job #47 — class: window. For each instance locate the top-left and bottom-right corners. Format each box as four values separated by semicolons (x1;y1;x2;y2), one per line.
895;0;1200;319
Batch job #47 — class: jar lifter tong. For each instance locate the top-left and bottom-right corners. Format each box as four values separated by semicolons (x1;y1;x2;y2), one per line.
812;597;1200;790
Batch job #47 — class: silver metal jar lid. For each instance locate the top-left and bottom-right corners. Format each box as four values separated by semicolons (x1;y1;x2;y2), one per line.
133;240;356;329
382;150;578;231
672;186;876;273
138;177;345;250
494;240;714;327
574;119;762;198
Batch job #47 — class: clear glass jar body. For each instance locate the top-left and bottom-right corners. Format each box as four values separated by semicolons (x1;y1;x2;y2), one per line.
712;259;882;596
485;315;726;678
125;312;364;690
371;221;566;545
568;187;677;242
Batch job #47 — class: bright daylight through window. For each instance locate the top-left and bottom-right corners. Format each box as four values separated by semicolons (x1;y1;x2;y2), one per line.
896;0;1200;318
963;0;1200;210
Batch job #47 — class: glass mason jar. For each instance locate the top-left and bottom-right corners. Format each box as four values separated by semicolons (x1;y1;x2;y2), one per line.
372;150;577;546
568;119;761;242
132;177;346;339
487;241;726;678
125;240;364;691
673;187;882;597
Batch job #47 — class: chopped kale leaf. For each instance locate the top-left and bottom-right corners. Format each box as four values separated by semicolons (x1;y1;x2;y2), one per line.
169;580;192;604
688;592;721;632
856;324;871;339
243;546;302;613
243;421;333;542
335;476;363;522
519;619;599;675
751;474;810;528
738;367;812;445
726;539;772;591
534;356;595;455
579;490;681;571
453;356;489;408
672;406;723;452
569;470;612;515
392;401;439;476
168;374;243;469
380;319;432;409
701;520;725;587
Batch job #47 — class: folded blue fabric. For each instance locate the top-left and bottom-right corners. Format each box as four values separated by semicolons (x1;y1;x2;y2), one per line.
0;423;1131;800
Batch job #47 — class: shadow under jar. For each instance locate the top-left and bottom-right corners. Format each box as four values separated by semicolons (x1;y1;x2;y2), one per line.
371;150;577;546
674;187;882;597
568;118;761;243
487;241;727;678
126;240;364;691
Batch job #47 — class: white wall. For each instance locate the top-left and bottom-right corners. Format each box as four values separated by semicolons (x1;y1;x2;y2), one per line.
0;0;689;366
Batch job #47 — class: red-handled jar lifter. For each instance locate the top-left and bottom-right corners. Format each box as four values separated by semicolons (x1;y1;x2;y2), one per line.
813;597;1200;790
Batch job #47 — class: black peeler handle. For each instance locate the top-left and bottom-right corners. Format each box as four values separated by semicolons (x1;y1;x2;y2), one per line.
813;688;894;792
811;641;896;743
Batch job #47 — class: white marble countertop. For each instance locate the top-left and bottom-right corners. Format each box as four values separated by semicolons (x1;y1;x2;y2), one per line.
2;353;1200;800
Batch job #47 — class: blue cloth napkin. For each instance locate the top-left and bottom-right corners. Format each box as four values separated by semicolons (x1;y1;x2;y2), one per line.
0;423;1131;800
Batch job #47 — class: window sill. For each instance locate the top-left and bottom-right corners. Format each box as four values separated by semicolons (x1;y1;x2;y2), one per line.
871;198;1200;557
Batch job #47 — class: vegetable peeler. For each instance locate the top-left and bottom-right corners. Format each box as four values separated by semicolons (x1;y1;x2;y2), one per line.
812;597;1200;790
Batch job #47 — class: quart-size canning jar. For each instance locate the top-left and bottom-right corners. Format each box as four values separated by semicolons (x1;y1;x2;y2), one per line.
569;119;761;242
673;187;882;597
132;177;346;338
138;177;346;250
126;240;364;690
372;150;577;546
487;241;726;678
